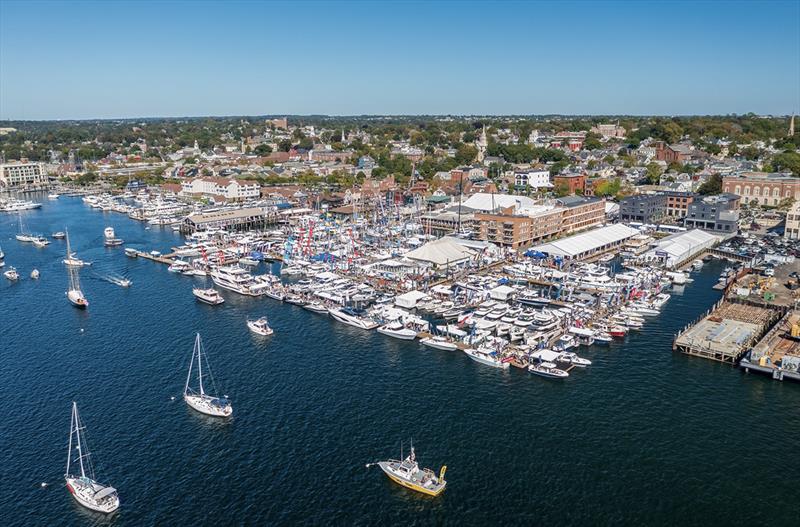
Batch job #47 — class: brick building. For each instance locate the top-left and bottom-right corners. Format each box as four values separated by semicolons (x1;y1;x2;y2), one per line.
552;173;585;195
722;172;800;206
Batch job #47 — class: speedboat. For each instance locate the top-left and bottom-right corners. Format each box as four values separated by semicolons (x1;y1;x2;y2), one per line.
33;236;50;248
48;193;60;200
124;248;138;258
329;307;379;330
247;317;274;336
463;347;510;369
420;336;458;351
30;269;40;279
193;287;224;305
4;267;19;281
557;352;591;367
64;402;120;513
377;321;417;340
168;260;191;273
52;231;66;239
529;361;569;378
374;442;446;497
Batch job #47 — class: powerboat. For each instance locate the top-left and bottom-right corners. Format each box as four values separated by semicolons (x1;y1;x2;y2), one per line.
52;231;66;239
210;266;267;296
377;321;417;340
33;236;50;248
4;266;19;281
184;334;232;418
529;361;569;379
463;347;510;369
329;307;379;330
193;287;224;305
303;301;328;314
557;352;591;367
247;317;274;336
30;269;40;279
420;336;458;351
373;442;446;497
64;402;120;513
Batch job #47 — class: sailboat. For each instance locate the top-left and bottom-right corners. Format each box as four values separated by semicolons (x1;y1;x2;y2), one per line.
184;333;232;417
66;265;88;308
15;213;35;242
64;402;120;513
63;228;90;267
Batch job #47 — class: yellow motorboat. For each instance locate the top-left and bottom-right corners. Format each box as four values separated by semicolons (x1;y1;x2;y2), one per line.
374;442;446;497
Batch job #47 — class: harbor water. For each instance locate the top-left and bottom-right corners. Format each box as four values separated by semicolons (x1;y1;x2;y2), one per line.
1;197;799;526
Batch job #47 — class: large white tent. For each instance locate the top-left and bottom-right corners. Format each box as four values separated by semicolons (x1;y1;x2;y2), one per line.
532;224;639;260
643;229;719;268
405;237;476;268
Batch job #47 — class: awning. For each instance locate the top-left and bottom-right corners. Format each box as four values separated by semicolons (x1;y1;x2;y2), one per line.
94;486;117;500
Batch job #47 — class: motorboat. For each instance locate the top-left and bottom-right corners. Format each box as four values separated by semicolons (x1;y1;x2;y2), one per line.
329;307;379;330
377;321;417;340
210;266;267;296
30;269;40;279
463;347;510;369
168;260;191;273
184;333;232;418
64;402;120;513
284;294;307;306
33;236;50;248
238;257;259;267
529;361;569;378
48;193;60;200
552;334;577;352
373;442;446;497
52;231;66;239
303;301;328;314
557;351;591;367
247;317;274;336
4;266;19;281
420;336;458;351
193;287;224;305
124;248;138;258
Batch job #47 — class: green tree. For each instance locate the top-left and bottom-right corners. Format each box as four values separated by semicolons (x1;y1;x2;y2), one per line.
645;162;662;184
771;151;800;176
254;144;273;156
697;174;722;195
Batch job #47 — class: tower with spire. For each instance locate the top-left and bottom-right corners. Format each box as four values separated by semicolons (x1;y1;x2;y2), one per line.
476;124;488;163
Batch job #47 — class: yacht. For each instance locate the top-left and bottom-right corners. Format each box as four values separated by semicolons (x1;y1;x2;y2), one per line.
210;266;266;296
64;402;120;513
48;193;60;200
168;260;191;273
303;301;328;314
529;361;569;379
463;347;510;369
30;269;40;279
4;266;19;281
377;321;417;340
329;307;379;330
184;333;232;418
193;287;224;305
124;248;138;258
33;236;50;248
52;231;66;239
247;317;274;336
557;352;591;367
420;336;458;351
374;442;446;497
103;227;123;247
66;270;89;309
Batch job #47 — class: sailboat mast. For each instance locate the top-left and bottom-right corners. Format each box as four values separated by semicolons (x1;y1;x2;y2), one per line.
74;405;86;478
197;334;205;395
185;334;198;394
66;402;75;476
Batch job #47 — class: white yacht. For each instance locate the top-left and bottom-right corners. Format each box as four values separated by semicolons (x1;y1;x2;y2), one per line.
33;236;50;248
420;336;458;351
168;260;191;273
210;266;267;296
48;193;60;200
377;321;417;340
247;317;274;336
463;347;510;369
4;266;19;281
64;402;120;513
103;226;123;247
557;351;591;367
329;307;379;330
303;301;328;314
184;333;232;418
193;287;224;305
30;269;40;279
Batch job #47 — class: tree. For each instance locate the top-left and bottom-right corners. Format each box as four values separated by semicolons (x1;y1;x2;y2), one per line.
771;151;800;176
583;132;602;150
278;139;292;152
454;144;478;165
645;162;662;184
549;160;568;176
697;174;722;195
254;144;272;156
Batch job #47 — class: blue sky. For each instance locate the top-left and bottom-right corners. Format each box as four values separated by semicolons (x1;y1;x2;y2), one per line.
1;0;798;119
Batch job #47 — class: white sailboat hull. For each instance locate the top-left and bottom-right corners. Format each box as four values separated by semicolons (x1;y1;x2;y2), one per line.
184;394;232;418
67;289;88;308
65;477;119;514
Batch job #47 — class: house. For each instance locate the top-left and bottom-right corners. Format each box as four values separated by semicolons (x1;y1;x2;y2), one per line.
514;169;552;191
180;177;260;201
683;193;740;234
553;173;586;195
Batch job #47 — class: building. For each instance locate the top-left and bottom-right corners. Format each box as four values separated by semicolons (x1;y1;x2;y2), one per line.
619;194;667;224
0;161;48;187
514;170;551;191
309;149;354;162
664;191;695;218
683;193;740;234
552;173;586;195
532;224;640;261
785;201;800;240
267;117;288;129
475;205;563;249
590;123;626;138
556;196;605;234
182;207;277;233
722;172;800;206
180;177;261;201
643;229;720;268
654;142;692;163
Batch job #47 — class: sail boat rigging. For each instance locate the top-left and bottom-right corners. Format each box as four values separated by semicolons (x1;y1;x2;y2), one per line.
64;402;120;513
66;240;89;308
62;228;90;267
183;333;232;417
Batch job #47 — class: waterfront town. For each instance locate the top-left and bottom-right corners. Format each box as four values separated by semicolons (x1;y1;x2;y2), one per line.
2;114;799;383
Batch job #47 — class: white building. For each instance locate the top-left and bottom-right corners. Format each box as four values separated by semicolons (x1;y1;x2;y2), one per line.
785;202;800;241
0;161;48;187
642;229;719;268
461;192;536;213
514;170;552;191
180;177;260;200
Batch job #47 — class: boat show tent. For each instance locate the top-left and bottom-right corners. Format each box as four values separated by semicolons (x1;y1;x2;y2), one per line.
404;237;476;269
489;285;516;301
394;290;429;309
642;229;719;268
532;224;639;261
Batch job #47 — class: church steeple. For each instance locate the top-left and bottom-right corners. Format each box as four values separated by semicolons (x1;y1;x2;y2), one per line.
789;114;795;137
476;124;487;163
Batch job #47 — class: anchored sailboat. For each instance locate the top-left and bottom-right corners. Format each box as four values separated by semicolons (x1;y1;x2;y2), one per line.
184;333;232;417
66;262;88;308
64;402;120;513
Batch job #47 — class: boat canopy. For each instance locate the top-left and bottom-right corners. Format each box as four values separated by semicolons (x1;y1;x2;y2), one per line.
94;486;117;499
530;349;561;362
